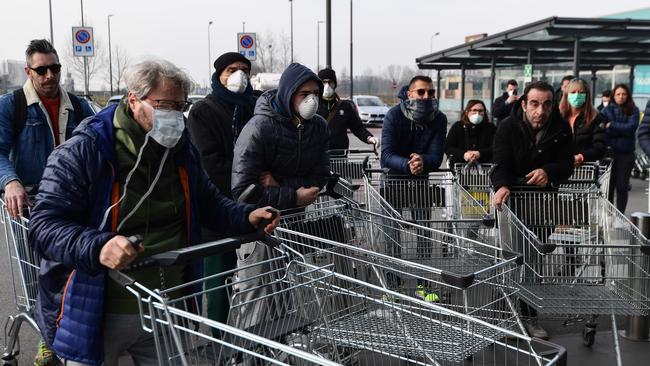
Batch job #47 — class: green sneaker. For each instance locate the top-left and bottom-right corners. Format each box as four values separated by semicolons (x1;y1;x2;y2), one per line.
415;285;440;302
34;339;61;366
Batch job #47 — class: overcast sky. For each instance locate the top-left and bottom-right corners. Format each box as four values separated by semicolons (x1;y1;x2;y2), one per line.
1;0;648;89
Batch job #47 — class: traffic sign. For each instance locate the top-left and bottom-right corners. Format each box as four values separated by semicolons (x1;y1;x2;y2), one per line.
524;64;533;82
237;33;257;61
72;26;94;57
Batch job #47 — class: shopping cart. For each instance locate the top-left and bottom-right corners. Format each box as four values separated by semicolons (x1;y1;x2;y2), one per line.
559;161;611;196
364;170;497;246
497;187;650;363
1;199;40;364
328;149;379;204
112;237;568;366
276;192;523;338
453;162;495;214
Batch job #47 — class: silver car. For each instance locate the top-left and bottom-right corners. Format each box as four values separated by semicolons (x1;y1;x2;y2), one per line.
352;95;389;126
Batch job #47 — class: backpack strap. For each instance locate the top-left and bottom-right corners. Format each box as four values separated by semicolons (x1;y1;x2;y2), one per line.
67;92;84;124
12;88;27;139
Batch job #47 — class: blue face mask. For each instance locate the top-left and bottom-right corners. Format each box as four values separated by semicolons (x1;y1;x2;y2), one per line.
568;92;586;108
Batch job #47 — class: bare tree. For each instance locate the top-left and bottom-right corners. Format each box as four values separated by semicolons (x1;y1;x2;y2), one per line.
104;45;130;94
252;31;293;74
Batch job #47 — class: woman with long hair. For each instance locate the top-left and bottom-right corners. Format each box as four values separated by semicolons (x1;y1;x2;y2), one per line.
558;78;607;166
601;83;641;213
445;99;496;168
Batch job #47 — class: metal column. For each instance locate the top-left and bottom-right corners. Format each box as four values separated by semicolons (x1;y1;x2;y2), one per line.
436;69;441;100
489;57;496;119
325;0;332;68
591;70;598;106
573;37;581;78
622;213;650;341
630;65;636;94
460;65;466;111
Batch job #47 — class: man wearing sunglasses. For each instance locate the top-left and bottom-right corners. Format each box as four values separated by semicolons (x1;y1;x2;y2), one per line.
0;39;95;220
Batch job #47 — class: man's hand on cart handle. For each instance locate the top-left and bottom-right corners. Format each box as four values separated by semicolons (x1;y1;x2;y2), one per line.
249;207;280;234
4;180;31;218
526;168;549;187
493;186;510;211
100;235;144;270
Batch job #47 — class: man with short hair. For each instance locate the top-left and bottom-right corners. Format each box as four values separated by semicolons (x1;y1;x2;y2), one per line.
0;39;94;218
555;74;574;105
491;81;574;339
492;79;519;123
29;59;278;366
316;68;378;151
597;90;611;112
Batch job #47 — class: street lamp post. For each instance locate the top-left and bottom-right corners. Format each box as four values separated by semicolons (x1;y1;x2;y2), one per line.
242;21;246;32
289;0;294;63
430;32;440;53
80;0;89;95
316;20;324;71
207;21;213;88
269;44;274;72
48;0;54;44
107;14;114;95
349;0;353;97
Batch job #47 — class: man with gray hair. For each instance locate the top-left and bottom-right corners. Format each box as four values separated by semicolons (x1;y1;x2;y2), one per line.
28;59;279;365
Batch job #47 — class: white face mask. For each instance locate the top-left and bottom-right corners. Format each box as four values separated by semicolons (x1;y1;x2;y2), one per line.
298;93;319;120
469;114;483;124
226;70;248;94
603;101;609;107
143;101;185;148
507;89;516;97
323;84;335;98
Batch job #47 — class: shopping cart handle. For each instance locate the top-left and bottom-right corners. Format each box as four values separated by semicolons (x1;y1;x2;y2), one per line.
502;250;524;266
535;242;557;254
482;215;495;227
440;271;476;289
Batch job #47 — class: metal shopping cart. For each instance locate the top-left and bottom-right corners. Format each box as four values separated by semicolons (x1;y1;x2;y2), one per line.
453;163;495;214
276;192;523;338
328;149;379;204
111;236;567;366
559;162;612;196
497;187;650;363
1;199;40;365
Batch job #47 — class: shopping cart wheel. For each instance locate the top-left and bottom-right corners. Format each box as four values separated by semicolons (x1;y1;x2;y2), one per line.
582;326;596;347
1;355;17;366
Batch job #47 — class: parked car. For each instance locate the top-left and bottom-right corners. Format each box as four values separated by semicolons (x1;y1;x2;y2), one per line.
184;94;206;118
77;95;103;114
106;94;124;107
352;95;389;126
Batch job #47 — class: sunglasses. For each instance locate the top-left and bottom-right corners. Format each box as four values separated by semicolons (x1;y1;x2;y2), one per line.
29;64;62;76
410;88;435;98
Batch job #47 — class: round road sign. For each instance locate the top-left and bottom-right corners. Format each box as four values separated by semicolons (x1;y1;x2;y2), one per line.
240;35;254;49
75;29;91;44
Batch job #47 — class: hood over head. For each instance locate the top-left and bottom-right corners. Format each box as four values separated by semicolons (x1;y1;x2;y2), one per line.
276;63;323;119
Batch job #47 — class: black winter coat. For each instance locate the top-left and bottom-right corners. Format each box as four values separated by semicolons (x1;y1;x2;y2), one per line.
571;112;607;162
231;89;330;209
491;107;574;190
492;92;516;122
445;120;496;167
187;94;254;198
317;95;372;150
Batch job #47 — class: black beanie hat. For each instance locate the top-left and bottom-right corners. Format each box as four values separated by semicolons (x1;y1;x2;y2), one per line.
213;52;251;76
318;68;337;85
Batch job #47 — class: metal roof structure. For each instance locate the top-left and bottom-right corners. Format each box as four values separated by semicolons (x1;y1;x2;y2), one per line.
416;17;650;72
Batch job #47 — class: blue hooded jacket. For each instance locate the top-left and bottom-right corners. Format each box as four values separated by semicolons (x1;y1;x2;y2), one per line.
29;104;256;365
231;63;330;209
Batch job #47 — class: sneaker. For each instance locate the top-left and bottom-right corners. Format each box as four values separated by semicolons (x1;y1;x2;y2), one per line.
415;285;440;302
524;319;549;340
34;339;61;366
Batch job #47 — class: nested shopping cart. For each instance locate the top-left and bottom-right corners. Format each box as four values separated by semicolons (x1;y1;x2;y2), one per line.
276;190;523;339
328;149;379;204
363;171;497;247
453;162;495;214
497;187;650;363
1;199;40;365
559;161;611;196
113;236;567;366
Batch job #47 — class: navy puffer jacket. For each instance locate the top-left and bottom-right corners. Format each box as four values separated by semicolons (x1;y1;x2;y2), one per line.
231;63;330;209
601;103;640;154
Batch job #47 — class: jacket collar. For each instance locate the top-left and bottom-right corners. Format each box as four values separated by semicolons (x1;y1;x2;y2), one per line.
23;79;72;111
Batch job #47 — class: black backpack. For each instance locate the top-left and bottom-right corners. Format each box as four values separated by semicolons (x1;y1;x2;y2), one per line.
12;88;84;139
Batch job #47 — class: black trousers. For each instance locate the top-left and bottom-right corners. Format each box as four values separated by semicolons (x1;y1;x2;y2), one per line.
607;151;635;213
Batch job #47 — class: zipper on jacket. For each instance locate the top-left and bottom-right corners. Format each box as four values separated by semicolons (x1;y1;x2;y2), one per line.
297;122;304;171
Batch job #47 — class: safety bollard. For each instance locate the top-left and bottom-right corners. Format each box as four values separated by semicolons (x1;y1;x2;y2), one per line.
621;212;650;341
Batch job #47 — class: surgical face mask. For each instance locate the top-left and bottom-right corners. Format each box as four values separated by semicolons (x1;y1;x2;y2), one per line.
298;93;319;120
568;92;586;108
603;101;609;107
143;101;185;148
507;89;517;97
226;70;248;94
469;114;483;124
323;83;335;98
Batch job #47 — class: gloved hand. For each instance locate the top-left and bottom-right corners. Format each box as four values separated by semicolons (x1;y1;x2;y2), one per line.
367;136;380;149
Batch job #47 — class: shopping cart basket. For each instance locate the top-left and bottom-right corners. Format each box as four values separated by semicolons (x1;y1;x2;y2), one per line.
112;238;567;366
1;199;40;364
498;187;650;353
453;163;495;214
276;195;523;337
328;149;379;183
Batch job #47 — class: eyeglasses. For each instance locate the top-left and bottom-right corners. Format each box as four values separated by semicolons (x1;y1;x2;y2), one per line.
410;88;435;98
29;64;61;76
468;109;486;114
147;99;192;112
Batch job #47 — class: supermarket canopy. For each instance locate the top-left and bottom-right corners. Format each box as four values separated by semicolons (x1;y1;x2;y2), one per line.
416;17;650;71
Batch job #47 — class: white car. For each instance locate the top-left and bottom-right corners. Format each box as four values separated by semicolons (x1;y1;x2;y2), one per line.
352;95;389;126
184;94;206;118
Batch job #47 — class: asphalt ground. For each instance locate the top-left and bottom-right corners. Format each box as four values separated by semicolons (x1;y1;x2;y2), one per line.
1;126;649;365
